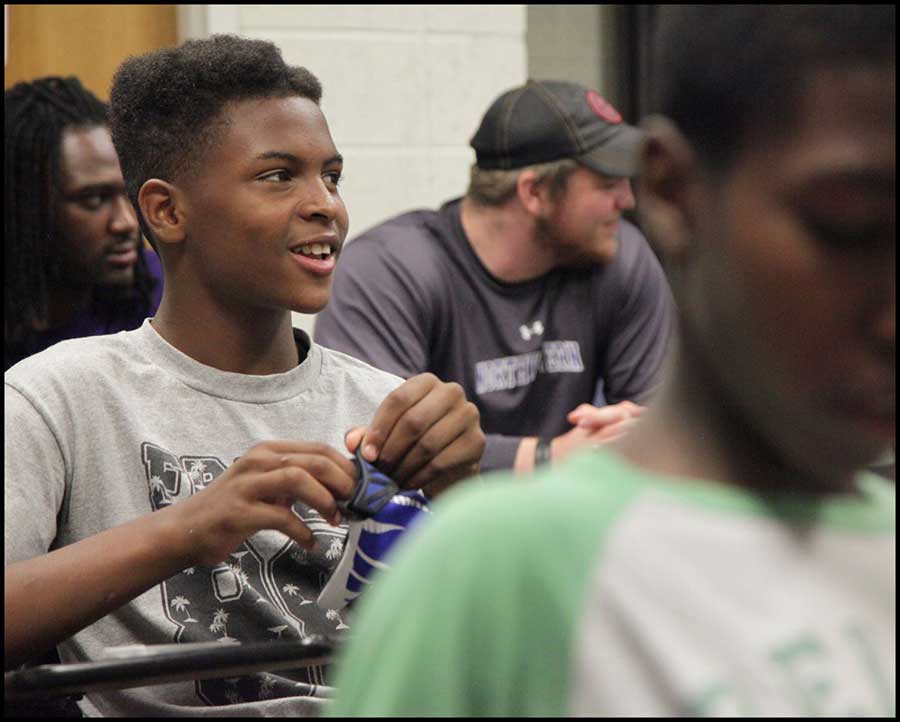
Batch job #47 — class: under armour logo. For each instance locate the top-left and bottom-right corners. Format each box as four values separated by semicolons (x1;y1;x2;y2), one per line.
519;320;544;341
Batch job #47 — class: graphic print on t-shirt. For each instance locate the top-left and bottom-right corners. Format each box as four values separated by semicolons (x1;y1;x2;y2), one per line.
474;340;585;395
141;442;349;705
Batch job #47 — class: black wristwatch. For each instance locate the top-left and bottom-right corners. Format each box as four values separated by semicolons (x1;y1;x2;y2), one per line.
534;437;553;467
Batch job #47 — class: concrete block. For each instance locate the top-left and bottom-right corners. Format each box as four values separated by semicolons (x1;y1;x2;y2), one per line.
240;5;425;32
246;31;428;147
528;54;602;91
526;5;599;50
337;149;432;239
427;149;476;207
425;5;525;36
425;35;528;146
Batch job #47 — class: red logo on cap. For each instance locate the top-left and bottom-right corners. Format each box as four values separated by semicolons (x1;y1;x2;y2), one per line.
586;90;622;124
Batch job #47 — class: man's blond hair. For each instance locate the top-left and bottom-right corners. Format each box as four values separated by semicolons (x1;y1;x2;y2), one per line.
465;158;579;207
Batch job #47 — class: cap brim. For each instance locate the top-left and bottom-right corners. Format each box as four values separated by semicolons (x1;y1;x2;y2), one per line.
576;124;646;178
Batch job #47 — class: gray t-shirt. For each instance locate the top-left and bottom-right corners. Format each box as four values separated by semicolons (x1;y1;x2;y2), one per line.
4;319;403;716
315;198;675;471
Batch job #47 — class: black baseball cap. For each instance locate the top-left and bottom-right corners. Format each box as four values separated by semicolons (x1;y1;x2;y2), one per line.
470;79;645;177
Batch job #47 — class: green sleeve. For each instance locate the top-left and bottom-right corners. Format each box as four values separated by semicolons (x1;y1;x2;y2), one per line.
328;460;640;716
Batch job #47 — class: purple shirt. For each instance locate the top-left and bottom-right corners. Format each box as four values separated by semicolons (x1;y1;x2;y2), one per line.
5;248;164;370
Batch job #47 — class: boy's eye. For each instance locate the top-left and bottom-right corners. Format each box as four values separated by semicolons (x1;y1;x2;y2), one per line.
324;171;343;186
803;215;886;251
259;170;292;183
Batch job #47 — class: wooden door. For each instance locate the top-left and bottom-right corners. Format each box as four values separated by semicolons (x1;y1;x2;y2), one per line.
4;4;177;100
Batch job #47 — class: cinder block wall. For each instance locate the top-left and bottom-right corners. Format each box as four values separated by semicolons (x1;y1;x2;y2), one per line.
182;5;528;335
527;5;603;93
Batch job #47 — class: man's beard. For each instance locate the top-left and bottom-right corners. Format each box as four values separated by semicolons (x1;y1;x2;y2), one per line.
533;216;616;268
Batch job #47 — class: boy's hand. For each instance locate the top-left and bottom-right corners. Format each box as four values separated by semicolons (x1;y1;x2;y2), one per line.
345;373;485;497
171;441;357;566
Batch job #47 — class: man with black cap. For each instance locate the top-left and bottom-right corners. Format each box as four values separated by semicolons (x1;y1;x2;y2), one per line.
316;80;675;473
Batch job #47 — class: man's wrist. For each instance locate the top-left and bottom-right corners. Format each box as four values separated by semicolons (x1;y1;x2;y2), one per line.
513;437;538;473
534;437;553;467
513;436;557;474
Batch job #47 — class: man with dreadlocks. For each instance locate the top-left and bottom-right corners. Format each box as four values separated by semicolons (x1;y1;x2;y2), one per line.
4;76;163;371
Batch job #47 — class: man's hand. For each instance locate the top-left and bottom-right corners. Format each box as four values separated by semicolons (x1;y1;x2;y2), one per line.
515;401;645;472
566;401;644;434
171;441;357;566
345;373;485;498
555;401;645;460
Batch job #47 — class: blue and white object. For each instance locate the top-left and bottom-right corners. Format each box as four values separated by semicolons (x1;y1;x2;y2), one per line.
318;453;431;610
318;490;430;610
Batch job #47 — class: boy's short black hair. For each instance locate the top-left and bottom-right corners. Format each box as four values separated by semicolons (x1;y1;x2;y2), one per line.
650;5;895;172
108;34;323;245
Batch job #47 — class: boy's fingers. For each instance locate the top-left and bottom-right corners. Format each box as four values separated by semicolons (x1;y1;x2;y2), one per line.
390;399;474;482
274;453;355;498
251;466;342;526
361;374;439;461
408;424;485;493
344;427;365;455
377;382;463;474
256;505;318;549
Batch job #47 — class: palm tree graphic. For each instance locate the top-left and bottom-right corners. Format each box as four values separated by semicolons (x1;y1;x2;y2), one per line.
326;609;350;631
148;475;174;505
188;460;208;485
230;564;253;591
228;551;256;593
170;595;198;623
259;675;276;700
267;625;289;640
281;583;313;606
209;608;236;641
326;538;344;560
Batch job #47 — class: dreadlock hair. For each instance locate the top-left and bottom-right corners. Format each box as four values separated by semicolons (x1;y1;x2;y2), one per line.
5;76;157;368
108;35;323;247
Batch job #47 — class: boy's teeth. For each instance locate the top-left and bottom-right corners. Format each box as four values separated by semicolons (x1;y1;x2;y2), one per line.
295;243;332;256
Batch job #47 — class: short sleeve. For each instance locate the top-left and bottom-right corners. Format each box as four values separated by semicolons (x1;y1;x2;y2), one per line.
4;382;68;565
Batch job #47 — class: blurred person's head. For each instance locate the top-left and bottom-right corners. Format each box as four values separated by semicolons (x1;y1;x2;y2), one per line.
466;80;643;265
109;34;348;316
5;77;150;346
639;5;895;490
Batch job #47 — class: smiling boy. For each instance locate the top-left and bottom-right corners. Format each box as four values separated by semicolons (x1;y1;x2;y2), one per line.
4;35;483;716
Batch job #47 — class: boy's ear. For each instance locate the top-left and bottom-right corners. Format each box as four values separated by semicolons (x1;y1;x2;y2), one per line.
637;115;700;263
138;179;186;246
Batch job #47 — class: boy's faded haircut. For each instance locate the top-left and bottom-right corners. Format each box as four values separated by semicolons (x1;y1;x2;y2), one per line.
651;5;895;173
108;34;323;247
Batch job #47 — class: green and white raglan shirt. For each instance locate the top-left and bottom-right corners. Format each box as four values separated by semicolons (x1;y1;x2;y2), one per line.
329;451;895;717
